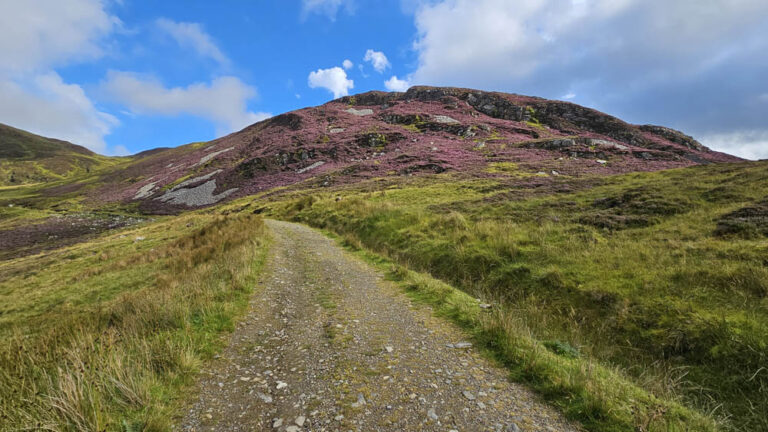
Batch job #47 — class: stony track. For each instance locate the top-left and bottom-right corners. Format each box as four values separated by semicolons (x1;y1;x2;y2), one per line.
177;220;580;432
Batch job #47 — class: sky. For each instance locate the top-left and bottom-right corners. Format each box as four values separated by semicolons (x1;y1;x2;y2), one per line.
0;0;767;160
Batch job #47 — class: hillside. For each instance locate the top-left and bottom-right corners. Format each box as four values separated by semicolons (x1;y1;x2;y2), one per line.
0;123;120;186
1;88;766;431
31;87;739;214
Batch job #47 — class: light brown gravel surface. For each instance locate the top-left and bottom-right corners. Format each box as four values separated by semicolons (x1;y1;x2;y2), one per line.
176;220;581;432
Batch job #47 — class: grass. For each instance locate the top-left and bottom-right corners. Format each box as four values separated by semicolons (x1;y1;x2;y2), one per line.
339;241;717;432
0;212;270;431
0;123;126;186
271;160;768;431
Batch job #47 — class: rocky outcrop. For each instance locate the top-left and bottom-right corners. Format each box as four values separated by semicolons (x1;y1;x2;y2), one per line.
337;91;399;106
356;132;405;148
639;125;706;151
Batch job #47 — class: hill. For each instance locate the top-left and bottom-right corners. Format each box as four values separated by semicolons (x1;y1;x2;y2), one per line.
0;123;120;186
32;86;739;213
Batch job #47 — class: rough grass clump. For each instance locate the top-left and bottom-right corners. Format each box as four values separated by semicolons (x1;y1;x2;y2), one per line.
714;198;768;238
0;213;269;431
580;187;692;230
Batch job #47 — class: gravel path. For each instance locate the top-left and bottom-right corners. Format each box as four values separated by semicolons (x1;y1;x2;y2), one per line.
176;220;580;432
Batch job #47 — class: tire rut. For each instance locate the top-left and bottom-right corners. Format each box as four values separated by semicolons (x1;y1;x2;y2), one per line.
176;220;580;432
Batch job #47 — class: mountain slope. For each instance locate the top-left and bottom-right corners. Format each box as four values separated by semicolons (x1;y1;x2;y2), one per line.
39;86;739;213
0;123;120;186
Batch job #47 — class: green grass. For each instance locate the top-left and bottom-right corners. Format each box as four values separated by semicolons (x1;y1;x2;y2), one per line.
0;122;123;186
335;239;717;432
0;212;270;431
271;160;768;431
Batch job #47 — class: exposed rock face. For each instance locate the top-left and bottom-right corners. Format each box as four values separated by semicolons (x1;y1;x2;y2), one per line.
156;180;237;206
346;108;374;116
76;86;739;212
639;125;706;151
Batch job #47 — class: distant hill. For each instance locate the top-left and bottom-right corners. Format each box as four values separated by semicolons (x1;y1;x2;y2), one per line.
0;123;119;185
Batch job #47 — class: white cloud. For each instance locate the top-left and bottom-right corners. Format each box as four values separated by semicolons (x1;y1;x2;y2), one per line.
385;75;411;92
302;0;354;20
0;0;121;154
0;0;118;74
407;0;768;158
364;49;391;73
562;92;576;100
410;0;768;88
700;130;768;161
342;59;354;70
156;18;229;67
101;71;271;136
307;67;354;99
0;73;118;154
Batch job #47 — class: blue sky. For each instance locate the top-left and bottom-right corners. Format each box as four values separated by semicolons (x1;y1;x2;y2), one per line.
1;0;768;159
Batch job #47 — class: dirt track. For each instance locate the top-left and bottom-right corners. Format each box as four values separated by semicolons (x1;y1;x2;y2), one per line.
177;220;579;432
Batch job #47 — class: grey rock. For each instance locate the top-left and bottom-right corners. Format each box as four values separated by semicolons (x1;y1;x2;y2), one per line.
351;393;366;408
463;391;476;401
155;179;237;207
346;108;374;116
195;147;233;166
427;408;439;420
433;115;460;124
297;161;325;174
272;418;283;428
170;170;223;192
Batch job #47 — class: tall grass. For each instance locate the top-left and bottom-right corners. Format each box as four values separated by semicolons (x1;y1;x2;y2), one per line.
0;214;268;431
273;162;768;431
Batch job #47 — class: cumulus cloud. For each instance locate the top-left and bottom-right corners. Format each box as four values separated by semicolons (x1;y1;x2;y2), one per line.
700;130;768;161
0;72;118;154
342;59;354;70
156;18;229;66
302;0;354;20
307;66;354;99
101;71;271;136
0;0;122;154
364;49;391;73
385;75;411;92
408;0;768;159
0;0;118;74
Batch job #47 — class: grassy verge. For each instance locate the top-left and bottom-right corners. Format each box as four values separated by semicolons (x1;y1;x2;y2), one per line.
319;228;718;432
270;161;768;431
0;213;269;431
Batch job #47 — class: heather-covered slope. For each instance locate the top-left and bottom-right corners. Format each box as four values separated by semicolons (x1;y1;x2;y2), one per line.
0;123;120;186
41;87;738;213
